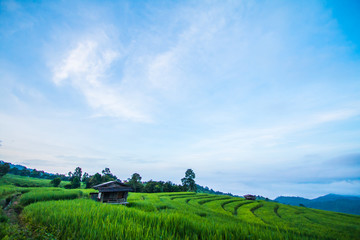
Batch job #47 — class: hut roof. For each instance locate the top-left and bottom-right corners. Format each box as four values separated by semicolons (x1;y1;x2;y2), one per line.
93;180;133;192
244;194;256;200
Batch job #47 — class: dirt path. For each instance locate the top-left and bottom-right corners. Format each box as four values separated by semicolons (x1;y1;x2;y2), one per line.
4;193;22;224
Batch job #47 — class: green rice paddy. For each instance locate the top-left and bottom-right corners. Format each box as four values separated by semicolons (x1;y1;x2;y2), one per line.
1;174;359;240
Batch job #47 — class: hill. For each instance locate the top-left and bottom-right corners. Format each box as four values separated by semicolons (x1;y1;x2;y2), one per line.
1;174;360;239
275;194;360;215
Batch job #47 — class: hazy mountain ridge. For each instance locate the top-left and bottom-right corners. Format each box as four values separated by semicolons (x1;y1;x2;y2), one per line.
275;194;360;215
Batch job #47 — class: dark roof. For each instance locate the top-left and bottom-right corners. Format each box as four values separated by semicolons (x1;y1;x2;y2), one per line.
244;194;256;197
93;180;133;192
92;180;127;188
244;194;256;200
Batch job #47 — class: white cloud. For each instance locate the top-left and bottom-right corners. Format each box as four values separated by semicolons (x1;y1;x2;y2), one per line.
52;39;151;122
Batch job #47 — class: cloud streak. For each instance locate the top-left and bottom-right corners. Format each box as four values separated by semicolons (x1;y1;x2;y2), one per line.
53;38;151;122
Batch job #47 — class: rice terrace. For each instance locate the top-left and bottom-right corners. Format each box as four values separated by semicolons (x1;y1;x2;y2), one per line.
0;172;359;239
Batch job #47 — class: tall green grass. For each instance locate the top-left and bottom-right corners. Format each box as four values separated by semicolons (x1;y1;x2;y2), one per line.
19;189;84;206
0;174;70;188
21;192;360;240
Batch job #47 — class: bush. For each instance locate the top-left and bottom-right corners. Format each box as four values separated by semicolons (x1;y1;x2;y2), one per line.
50;178;61;187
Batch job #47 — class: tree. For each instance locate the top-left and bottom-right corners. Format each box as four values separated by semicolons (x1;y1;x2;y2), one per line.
50;177;61;187
144;180;157;193
181;169;196;192
102;168;111;175
127;173;143;192
101;168;117;182
66;167;83;189
82;172;89;182
71;177;81;189
86;173;102;188
0;162;10;178
163;181;174;192
73;167;82;180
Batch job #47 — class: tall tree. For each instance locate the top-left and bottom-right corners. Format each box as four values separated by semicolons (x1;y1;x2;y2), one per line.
73;167;82;180
127;173;143;192
82;172;89;182
181;169;196;192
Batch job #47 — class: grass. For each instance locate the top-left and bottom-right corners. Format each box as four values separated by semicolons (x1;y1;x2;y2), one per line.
19;189;84;206
1;175;359;239
20;192;360;240
0;174;70;188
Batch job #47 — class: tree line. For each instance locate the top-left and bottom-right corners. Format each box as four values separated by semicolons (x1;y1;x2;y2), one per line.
0;161;69;181
0;161;197;193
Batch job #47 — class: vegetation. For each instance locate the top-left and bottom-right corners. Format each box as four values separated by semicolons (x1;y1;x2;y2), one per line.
181;169;197;192
0;162;10;178
1;164;359;240
50;177;61;187
20;192;360;240
0;174;69;188
0;160;69;181
0;161;194;193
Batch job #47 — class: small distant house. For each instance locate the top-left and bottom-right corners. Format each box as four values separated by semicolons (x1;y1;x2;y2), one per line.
244;194;256;200
91;180;132;204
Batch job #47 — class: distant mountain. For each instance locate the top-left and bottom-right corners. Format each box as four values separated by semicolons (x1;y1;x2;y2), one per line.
275;194;360;215
275;196;311;206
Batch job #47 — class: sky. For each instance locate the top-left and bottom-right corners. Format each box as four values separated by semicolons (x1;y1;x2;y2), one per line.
0;0;359;199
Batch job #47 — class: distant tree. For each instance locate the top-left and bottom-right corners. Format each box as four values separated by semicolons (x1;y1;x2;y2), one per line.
163;181;174;192
71;177;81;189
101;168;117;182
86;173;102;188
50;177;61;187
82;172;89;182
154;182;163;193
102;168;111;175
127;173;143;192
181;169;196;192
144;180;157;193
30;169;41;178
0;162;10;178
20;168;30;176
73;167;82;180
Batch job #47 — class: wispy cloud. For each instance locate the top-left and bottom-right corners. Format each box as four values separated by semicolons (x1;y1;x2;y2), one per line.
188;108;360;158
52;38;151;122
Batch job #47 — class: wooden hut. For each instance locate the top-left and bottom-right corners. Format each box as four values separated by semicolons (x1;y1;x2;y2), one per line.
92;180;132;204
244;194;256;200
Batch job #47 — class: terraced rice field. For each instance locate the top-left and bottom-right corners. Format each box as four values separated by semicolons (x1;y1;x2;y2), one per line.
1;175;359;240
20;192;360;240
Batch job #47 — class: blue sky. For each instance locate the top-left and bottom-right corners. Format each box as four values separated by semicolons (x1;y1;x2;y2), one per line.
0;0;359;198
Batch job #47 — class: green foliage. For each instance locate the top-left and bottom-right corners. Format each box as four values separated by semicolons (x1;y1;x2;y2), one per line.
127;173;143;192
85;169;117;189
21;192;360;240
2;168;359;239
0;162;10;178
181;169;196;192
50;178;61;187
73;167;82;180
71;177;81;189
